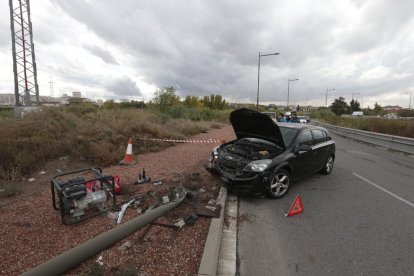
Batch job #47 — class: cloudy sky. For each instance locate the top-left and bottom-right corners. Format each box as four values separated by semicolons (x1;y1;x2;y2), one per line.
0;0;413;108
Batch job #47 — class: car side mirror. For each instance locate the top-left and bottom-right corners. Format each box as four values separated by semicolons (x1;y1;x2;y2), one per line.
295;144;311;153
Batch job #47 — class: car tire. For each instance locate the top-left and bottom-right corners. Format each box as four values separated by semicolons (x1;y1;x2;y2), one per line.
320;155;334;175
265;169;291;199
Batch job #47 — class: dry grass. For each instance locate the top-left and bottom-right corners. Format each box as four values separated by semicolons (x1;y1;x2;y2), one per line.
0;106;226;186
321;116;414;138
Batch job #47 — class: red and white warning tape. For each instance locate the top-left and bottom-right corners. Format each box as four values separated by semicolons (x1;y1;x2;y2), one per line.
137;137;225;144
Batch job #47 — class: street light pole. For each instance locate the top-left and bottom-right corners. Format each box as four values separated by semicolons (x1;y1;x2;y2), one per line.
325;88;335;107
351;92;360;100
404;92;412;110
287;78;299;110
256;52;279;110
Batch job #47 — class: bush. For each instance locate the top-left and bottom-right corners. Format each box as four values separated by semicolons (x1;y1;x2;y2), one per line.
0;106;228;182
320;116;414;138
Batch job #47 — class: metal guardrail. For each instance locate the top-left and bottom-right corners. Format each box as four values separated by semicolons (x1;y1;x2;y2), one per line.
313;121;414;155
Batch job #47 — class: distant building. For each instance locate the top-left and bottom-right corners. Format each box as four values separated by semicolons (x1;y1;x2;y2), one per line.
383;105;402;112
38;96;61;106
301;105;318;112
72;91;81;98
0;93;15;106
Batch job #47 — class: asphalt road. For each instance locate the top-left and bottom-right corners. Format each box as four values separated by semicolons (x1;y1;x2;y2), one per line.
238;132;414;276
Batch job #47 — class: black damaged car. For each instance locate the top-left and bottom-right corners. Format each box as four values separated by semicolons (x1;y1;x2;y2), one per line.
205;108;336;199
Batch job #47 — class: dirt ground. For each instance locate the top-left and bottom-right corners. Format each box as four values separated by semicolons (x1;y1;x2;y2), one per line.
0;125;235;275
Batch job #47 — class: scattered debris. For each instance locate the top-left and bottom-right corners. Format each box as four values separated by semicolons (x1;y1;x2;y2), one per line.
118;241;132;251
146;190;158;199
199;188;206;193
153;180;162;186
162;196;170;204
136;208;142;215
39;171;47;175
56;169;62;173
183;213;198;226
135;168;152;184
107;211;119;221
96;256;103;266
59;156;69;161
143;204;159;213
195;203;222;218
208;199;216;205
28;178;35;182
174;219;185;228
205;205;217;212
186;190;198;201
117;199;136;224
132;200;141;209
0;188;5;193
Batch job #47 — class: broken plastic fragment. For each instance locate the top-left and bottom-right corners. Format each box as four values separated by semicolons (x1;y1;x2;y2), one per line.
162;196;170;204
174;219;185;228
205;205;217;212
107;211;119;220
117;199;135;224
208;199;216;205
118;241;132;251
96;256;103;266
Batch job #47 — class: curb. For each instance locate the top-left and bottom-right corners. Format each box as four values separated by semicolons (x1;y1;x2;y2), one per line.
217;194;238;276
198;187;228;276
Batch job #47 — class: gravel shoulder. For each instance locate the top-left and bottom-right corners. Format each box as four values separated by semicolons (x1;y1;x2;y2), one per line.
0;125;235;275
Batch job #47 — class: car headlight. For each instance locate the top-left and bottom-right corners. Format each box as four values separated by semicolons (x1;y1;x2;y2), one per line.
244;159;272;172
209;146;220;162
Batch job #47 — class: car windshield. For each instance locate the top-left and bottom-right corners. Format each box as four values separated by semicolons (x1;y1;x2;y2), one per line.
279;126;298;147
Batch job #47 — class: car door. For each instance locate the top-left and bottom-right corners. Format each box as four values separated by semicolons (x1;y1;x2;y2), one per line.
291;129;315;177
311;129;330;172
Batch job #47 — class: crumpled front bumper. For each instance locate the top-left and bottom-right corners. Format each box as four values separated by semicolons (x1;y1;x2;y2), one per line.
204;163;268;194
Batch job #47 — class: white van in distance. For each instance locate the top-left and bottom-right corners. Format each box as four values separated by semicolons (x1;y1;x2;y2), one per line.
351;111;363;117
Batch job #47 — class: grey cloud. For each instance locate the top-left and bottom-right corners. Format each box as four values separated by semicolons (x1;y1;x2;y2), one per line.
104;77;142;97
24;0;414;106
83;44;118;65
341;0;414;54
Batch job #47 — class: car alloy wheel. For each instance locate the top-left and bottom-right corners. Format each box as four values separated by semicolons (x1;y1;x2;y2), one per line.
321;155;334;175
266;169;290;199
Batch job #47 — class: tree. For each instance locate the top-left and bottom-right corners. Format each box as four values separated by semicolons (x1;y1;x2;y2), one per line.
183;96;200;108
330;97;350;116
152;86;180;110
102;100;119;109
350;99;361;112
200;94;227;110
373;102;382;114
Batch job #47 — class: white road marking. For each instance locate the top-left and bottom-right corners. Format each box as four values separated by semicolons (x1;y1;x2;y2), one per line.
353;172;414;208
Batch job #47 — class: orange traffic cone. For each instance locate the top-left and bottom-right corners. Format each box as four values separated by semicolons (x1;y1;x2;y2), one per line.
119;137;136;165
285;194;304;217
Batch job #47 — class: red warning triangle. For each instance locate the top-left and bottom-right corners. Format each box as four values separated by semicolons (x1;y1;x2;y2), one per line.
285;194;304;217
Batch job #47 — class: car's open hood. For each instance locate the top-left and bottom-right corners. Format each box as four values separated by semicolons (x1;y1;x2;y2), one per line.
229;108;286;150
